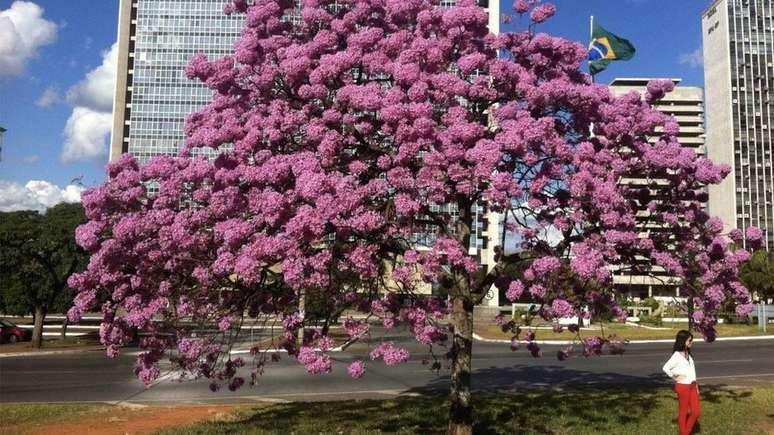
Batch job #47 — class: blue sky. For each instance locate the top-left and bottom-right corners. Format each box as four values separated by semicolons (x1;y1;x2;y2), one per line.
502;0;709;86
0;0;710;211
0;0;118;210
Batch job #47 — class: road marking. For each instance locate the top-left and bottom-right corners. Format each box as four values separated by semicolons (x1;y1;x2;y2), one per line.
103;401;148;409
0;389;419;405
700;359;754;364
259;389;420;398
470;352;667;362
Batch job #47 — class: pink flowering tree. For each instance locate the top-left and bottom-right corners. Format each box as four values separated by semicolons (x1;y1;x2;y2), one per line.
68;1;760;433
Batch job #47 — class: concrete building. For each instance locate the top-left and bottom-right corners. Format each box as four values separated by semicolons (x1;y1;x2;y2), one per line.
702;0;774;251
608;78;706;300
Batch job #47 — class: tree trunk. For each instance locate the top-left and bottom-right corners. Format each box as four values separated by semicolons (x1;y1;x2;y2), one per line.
31;305;45;348
448;295;474;435
61;317;68;340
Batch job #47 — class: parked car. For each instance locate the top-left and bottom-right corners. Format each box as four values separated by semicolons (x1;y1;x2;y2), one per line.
0;319;32;344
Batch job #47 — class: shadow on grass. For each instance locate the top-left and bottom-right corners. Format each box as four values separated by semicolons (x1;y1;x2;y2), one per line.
157;363;763;435
161;363;760;435
409;365;666;434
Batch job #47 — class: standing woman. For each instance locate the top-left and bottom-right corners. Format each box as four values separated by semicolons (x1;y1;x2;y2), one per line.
663;330;700;435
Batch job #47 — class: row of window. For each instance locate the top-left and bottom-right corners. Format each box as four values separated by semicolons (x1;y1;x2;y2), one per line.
134;49;234;65
136;34;240;47
132;103;205;116
138;0;229;13
130;119;186;134
136;16;242;31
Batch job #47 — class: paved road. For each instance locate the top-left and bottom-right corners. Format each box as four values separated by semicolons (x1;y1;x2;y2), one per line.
2;333;773;404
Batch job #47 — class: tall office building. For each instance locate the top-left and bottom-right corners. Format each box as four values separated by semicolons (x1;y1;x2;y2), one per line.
110;0;499;163
609;78;706;299
703;0;774;251
110;0;244;163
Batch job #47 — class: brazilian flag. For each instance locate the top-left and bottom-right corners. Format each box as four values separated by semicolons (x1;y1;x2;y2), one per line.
588;22;636;75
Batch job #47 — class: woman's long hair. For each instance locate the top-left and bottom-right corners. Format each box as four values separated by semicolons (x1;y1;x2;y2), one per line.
673;330;694;357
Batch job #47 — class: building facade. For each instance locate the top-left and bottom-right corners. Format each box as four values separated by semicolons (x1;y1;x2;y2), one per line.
110;0;244;163
703;0;774;251
110;0;500;163
608;78;706;300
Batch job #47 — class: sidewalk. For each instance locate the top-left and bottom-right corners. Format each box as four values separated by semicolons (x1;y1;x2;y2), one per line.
473;332;774;345
474;321;774;343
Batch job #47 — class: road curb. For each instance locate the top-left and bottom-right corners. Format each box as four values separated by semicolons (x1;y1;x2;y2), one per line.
472;332;774;345
1;343;350;358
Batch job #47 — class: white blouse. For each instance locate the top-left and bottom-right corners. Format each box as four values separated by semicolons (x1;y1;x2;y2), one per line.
662;351;697;384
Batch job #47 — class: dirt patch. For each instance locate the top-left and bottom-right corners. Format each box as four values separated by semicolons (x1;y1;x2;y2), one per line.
15;404;241;435
754;419;774;435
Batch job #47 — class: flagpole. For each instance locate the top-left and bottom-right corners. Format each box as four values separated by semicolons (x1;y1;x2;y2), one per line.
589;15;596;138
590;15;595;84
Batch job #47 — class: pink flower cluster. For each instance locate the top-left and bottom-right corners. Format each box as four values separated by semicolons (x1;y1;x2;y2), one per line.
582;336;604;357
550;299;575;319
297;346;333;375
370;341;410;366
530;3;556;23
343;317;370;340
347;360;366;379
506;280;525;302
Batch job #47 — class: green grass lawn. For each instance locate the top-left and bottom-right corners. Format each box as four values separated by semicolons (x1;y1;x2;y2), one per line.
475;321;774;342
0;403;99;429
2;386;772;434
154;386;774;435
0;335;102;354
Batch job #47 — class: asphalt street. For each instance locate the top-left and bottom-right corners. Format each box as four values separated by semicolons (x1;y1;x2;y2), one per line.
1;332;773;404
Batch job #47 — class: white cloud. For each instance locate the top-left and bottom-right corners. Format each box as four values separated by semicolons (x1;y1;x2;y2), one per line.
61;42;117;163
35;85;61;107
679;47;704;68
66;42;117;112
61;107;112;162
0;1;57;77
0;179;83;212
503;204;566;253
22;154;39;163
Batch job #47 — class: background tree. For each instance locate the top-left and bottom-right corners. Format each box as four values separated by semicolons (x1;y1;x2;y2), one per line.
739;250;774;302
0;202;88;347
68;1;759;433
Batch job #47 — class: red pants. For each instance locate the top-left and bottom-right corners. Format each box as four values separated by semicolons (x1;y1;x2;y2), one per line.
675;383;700;435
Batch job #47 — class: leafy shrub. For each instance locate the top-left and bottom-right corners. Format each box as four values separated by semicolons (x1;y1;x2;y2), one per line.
641;297;660;312
639;313;663;326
